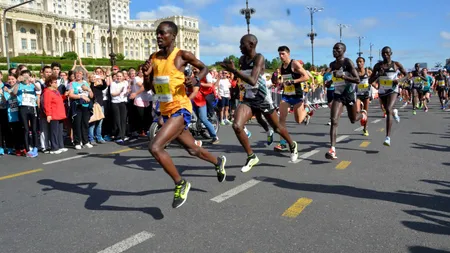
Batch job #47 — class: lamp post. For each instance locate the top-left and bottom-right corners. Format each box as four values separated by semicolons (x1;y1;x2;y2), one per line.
357;36;365;57
3;0;35;70
306;6;323;67
368;43;374;68
240;0;256;34
106;0;116;67
337;24;349;42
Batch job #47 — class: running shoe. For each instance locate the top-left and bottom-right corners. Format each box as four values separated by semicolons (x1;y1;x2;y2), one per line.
211;137;220;145
412;110;416;115
241;154;259;173
363;129;369;136
267;130;274;146
0;147;4;156
304;115;310;125
7;148;14;155
290;141;298;162
195;140;203;147
393;109;400;123
360;110;368;126
383;136;391;146
274;144;287;151
215;156;227;182
172;180;191;208
325;148;337;160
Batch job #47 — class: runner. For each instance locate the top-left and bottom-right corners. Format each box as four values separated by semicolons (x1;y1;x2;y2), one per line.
400;72;413;107
142;21;227;209
271;46;310;151
421;68;433;112
355;57;372;136
325;43;367;160
220;34;298;172
368;46;407;146
411;63;426;115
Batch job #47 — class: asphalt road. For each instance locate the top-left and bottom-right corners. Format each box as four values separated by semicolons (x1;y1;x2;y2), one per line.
1;98;450;253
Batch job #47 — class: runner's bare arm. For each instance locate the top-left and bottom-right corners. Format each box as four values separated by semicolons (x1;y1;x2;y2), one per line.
291;61;310;83
368;63;381;85
224;54;263;87
395;61;408;77
143;53;155;92
343;59;360;84
181;50;208;82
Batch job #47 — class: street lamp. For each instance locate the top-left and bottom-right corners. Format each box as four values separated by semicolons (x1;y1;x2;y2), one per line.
357;36;365;57
337;24;350;42
306;6;323;67
368;43;374;68
106;0;116;67
240;0;256;34
3;0;35;70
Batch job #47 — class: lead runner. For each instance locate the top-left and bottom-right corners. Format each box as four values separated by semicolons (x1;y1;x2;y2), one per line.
142;21;227;209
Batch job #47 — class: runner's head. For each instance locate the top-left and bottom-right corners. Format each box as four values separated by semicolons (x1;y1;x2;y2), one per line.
422;68;428;75
414;63;420;71
332;43;346;58
380;46;392;62
356;57;365;69
156;21;178;49
277;46;291;64
240;34;258;55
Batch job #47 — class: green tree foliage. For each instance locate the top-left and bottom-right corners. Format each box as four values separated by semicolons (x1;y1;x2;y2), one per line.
62;51;78;60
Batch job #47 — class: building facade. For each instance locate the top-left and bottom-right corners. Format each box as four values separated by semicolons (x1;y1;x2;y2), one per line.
0;0;200;61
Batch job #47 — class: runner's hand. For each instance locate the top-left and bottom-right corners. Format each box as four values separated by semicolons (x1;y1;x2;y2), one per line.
142;59;153;76
220;58;235;72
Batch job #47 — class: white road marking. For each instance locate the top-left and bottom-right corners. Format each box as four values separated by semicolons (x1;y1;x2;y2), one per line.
97;231;154;253
291;150;320;164
371;119;382;124
336;135;349;143
211;179;261;203
354;126;364;132
42;141;147;165
42;155;89;165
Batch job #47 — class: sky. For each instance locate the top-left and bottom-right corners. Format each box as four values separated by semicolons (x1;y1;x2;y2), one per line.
130;0;450;68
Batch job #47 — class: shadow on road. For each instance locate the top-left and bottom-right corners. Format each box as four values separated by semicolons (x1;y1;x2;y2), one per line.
411;143;450;152
408;246;450;253
402;210;450;236
36;179;205;219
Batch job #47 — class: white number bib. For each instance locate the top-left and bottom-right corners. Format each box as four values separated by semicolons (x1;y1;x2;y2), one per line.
438;80;445;87
242;70;258;99
22;93;36;107
358;78;369;90
153;76;173;102
282;74;295;95
9;99;18;112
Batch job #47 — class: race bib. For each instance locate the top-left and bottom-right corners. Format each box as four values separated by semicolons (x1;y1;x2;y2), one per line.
438;80;445;87
413;77;423;84
379;77;394;88
22;93;36;106
358;79;369;90
241;70;258;99
332;76;346;87
284;84;295;95
153;76;172;102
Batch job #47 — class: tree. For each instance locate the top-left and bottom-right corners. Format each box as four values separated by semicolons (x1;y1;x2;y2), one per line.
304;62;312;70
265;59;271;69
270;57;281;69
116;53;125;61
61;51;78;60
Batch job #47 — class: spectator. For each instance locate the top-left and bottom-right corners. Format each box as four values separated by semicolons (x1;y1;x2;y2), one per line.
110;72;129;143
88;70;108;144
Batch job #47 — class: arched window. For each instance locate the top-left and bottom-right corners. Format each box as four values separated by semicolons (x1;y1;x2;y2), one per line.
30;29;36;34
20;27;26;33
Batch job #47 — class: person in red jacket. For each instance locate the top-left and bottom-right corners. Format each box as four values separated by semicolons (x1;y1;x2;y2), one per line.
43;75;68;154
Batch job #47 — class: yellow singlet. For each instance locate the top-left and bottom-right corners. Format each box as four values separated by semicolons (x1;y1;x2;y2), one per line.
151;47;192;116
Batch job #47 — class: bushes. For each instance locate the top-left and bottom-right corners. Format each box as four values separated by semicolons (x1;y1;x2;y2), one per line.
0;55;143;67
62;51;78;60
116;53;125;61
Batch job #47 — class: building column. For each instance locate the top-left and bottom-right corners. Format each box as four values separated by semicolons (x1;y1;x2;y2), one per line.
0;16;5;57
50;25;55;56
41;23;47;54
11;19;18;56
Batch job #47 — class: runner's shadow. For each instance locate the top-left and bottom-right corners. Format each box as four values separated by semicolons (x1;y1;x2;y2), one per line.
180;174;236;182
401;210;450;236
411;143;450;152
90;154;159;171
408;246;450;253
261;177;450;213
420;179;450;195
338;147;380;155
37;179;206;219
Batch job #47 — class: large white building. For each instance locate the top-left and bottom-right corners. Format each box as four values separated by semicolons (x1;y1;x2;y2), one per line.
0;0;200;60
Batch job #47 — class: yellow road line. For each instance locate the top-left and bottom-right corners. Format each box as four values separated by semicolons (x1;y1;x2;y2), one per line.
359;141;371;148
336;161;351;170
282;198;313;218
110;148;135;154
377;128;385;132
0;168;43;181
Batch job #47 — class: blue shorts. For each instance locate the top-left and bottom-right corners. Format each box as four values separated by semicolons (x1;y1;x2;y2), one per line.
162;109;191;130
220;97;230;107
281;96;303;105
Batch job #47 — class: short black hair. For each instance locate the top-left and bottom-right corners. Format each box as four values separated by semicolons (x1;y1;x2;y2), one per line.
382;46;391;53
356;57;365;62
278;46;290;53
42;65;51;72
335;42;346;51
20;69;31;76
159;21;178;35
51;62;61;69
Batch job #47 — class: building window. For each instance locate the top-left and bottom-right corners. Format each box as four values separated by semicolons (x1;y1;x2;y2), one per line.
193;23;196;28
21;38;27;49
20;27;26;33
31;39;37;50
30;29;36;34
87;42;91;55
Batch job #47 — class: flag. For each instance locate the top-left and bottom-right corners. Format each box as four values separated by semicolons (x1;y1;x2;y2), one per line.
72;22;76;29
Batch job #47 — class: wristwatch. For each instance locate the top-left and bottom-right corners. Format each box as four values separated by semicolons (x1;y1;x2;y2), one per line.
195;76;200;83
